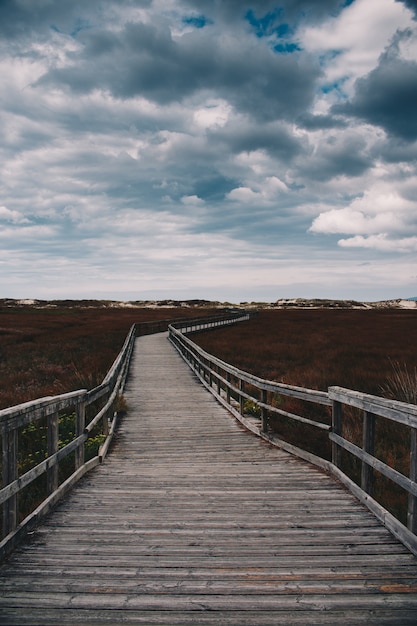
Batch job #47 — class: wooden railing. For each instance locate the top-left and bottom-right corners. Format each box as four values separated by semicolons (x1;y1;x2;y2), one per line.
0;312;248;559
168;323;417;556
0;324;136;559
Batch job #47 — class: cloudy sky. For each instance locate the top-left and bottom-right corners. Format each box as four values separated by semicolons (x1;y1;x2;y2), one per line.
1;0;417;302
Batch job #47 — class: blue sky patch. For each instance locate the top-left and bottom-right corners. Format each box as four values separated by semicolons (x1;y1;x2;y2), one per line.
245;8;298;53
183;15;211;29
245;8;286;38
321;78;349;101
274;42;301;54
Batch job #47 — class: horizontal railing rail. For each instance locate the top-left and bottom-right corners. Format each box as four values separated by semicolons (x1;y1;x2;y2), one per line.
168;323;417;556
0;311;248;560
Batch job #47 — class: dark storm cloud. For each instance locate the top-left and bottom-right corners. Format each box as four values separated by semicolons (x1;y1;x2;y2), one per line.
296;113;348;130
0;0;152;39
209;120;303;161
181;0;355;24
334;34;417;140
37;19;320;123
300;133;372;181
376;138;417;163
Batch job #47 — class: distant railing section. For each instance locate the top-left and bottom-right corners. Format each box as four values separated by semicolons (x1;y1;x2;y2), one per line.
168;324;417;556
0;311;248;559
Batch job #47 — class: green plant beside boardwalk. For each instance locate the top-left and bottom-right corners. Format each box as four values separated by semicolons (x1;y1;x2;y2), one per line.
16;413;106;523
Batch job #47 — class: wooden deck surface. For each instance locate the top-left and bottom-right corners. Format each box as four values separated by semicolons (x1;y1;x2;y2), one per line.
1;332;417;624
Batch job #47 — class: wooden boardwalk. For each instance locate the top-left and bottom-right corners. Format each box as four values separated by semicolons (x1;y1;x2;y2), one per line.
1;332;417;624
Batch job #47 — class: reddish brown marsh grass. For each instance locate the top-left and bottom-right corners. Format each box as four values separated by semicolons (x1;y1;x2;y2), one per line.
193;309;417;394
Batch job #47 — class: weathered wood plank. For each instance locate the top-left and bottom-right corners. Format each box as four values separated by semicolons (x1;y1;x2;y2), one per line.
1;332;417;625
1;607;417;626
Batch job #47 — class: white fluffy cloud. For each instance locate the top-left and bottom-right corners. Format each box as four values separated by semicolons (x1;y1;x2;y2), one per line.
309;185;417;253
338;234;417;252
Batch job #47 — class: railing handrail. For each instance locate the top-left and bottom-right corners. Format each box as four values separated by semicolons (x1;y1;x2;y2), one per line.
0;390;86;431
168;322;417;557
329;386;417;424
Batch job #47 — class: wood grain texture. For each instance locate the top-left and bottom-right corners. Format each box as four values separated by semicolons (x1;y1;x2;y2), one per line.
1;332;417;624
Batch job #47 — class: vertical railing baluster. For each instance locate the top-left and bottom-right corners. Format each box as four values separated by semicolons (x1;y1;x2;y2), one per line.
239;379;244;415
332;400;342;469
47;412;59;495
261;389;268;434
75;397;86;470
361;411;375;496
102;397;110;437
408;427;417;534
2;427;18;537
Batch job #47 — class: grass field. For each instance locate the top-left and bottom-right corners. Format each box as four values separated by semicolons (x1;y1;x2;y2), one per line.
192;309;417;396
0;304;214;410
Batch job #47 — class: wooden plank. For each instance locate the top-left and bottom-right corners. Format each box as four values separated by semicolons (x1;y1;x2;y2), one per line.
0;608;416;626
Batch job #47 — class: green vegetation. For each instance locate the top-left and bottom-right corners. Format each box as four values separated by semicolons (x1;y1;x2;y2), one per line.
17;413;106;522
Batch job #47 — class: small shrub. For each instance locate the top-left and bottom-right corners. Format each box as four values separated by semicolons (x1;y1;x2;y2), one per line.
243;400;261;418
381;359;417;405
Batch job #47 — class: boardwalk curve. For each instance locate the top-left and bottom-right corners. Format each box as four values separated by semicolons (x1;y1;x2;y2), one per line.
1;332;417;624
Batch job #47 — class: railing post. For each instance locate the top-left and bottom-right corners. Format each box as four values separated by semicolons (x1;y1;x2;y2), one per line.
2;427;18;537
261;389;268;434
239;379;245;415
75;397;86;470
331;400;342;469
408;427;417;534
226;372;231;404
361;411;375;496
47;412;59;495
102;398;110;437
